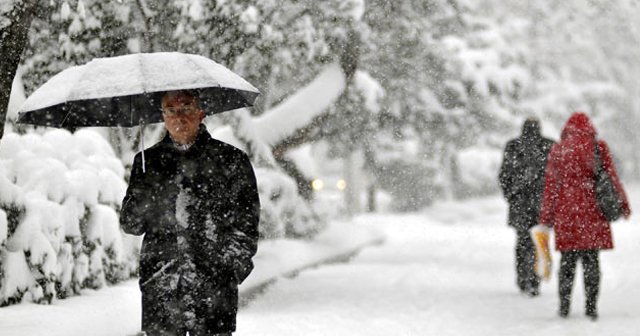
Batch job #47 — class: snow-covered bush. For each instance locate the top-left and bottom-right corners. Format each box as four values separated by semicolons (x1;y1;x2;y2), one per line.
255;168;325;239
0;129;136;306
455;146;502;198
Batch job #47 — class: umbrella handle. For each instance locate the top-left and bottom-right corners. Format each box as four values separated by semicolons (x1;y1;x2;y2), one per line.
140;121;146;173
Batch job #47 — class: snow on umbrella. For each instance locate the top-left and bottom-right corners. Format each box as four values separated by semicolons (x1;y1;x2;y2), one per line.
16;52;260;128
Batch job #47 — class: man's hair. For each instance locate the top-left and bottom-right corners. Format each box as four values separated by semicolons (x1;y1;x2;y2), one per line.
162;90;200;109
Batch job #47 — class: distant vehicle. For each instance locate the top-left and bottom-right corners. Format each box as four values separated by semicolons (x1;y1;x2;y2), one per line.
311;176;347;193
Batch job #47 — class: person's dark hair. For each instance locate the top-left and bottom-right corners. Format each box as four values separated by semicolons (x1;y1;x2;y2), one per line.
522;117;541;138
162;90;200;109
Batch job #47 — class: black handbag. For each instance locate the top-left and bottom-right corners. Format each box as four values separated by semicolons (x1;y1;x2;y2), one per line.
593;141;624;222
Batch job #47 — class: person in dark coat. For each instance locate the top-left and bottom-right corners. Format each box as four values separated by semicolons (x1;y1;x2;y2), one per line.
539;112;631;320
499;117;554;296
120;90;260;336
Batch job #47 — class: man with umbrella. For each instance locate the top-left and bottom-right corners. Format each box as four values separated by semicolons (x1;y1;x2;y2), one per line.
17;52;262;335
120;89;260;336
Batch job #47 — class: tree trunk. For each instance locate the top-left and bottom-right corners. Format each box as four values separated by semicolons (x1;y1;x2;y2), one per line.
0;0;39;140
343;150;363;217
366;184;376;212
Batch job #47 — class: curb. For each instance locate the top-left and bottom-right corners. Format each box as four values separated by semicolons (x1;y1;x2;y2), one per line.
238;235;385;306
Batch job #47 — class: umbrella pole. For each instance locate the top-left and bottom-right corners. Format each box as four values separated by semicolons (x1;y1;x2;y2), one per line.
140;120;146;173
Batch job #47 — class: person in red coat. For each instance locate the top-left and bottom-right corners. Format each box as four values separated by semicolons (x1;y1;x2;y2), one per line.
539;112;631;320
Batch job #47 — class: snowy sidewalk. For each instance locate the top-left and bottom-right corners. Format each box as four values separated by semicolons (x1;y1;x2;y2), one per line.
0;220;384;336
236;189;640;336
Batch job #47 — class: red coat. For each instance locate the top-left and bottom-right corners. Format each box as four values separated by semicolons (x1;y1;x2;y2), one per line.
539;113;631;251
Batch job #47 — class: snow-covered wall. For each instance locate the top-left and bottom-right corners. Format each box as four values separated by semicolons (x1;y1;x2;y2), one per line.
0;129;137;306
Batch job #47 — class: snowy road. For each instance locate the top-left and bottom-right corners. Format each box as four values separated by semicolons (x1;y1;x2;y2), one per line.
236;193;640;336
1;190;639;335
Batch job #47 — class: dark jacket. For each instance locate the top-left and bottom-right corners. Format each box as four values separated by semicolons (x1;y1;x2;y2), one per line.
539;112;630;251
499;120;554;231
120;125;260;333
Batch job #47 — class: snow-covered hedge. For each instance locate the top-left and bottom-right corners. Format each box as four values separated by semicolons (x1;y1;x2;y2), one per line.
255;168;325;239
0;130;138;306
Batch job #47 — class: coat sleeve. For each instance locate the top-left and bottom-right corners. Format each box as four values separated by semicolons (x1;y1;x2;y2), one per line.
120;153;149;236
498;141;517;202
539;145;559;227
221;152;260;283
599;141;631;217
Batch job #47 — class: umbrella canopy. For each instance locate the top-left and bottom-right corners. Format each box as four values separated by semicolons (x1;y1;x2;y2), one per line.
17;52;260;128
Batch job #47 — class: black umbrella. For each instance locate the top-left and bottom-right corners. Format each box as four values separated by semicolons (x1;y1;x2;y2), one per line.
17;52;260;128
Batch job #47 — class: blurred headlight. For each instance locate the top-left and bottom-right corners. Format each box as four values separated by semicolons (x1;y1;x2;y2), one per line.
311;179;324;191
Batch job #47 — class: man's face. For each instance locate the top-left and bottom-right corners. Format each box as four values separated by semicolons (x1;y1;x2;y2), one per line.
161;93;205;144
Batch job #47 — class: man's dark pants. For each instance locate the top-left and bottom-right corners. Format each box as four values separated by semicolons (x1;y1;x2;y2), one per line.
515;229;540;294
141;273;235;336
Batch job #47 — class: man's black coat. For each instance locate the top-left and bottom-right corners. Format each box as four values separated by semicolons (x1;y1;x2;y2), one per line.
499;120;554;230
120;125;260;334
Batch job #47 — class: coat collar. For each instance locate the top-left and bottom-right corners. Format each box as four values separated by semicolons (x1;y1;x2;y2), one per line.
160;124;211;154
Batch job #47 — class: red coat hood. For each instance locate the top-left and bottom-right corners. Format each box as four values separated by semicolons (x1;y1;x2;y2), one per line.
561;112;596;141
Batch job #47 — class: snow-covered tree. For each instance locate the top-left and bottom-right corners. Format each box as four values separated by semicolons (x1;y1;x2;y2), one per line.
360;0;520;206
9;0;640;218
478;0;640;176
16;0;358;238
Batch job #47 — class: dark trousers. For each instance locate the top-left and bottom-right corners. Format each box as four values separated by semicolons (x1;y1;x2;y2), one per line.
515;229;540;292
141;272;234;336
558;250;600;314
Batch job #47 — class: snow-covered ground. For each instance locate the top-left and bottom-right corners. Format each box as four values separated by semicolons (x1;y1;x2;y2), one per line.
237;187;640;336
1;186;638;336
